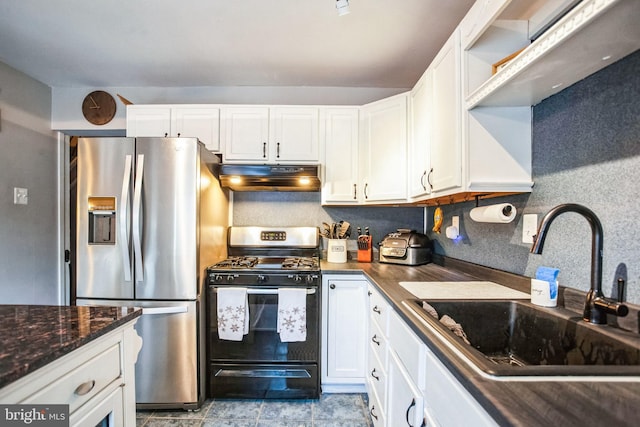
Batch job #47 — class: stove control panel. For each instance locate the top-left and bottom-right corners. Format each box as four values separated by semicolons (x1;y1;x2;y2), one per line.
260;231;286;241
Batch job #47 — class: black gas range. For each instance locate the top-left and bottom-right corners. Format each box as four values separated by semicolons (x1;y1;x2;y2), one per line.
205;226;321;399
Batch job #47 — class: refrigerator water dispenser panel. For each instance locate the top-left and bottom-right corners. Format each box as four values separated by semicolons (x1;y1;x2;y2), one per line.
88;196;116;244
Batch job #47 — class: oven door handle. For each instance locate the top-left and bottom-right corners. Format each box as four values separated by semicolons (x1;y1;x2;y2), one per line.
212;288;316;295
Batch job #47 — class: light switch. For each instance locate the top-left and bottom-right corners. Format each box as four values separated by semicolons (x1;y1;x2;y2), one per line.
522;214;538;244
13;187;28;205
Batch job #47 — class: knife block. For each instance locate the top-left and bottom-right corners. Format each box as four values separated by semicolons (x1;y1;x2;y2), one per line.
357;236;372;263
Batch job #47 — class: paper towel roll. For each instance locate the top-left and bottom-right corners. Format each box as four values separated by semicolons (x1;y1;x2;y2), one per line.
470;203;516;223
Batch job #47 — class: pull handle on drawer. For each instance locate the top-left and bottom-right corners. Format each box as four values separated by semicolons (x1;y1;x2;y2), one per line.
74;380;96;396
371;335;381;346
370;368;380;381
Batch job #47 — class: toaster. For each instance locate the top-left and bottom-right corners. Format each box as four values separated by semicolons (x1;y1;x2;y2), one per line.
379;229;432;266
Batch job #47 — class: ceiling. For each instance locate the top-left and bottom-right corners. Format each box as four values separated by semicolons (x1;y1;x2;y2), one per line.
0;0;474;89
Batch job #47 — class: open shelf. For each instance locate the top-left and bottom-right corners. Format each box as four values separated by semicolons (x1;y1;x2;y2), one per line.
466;0;640;109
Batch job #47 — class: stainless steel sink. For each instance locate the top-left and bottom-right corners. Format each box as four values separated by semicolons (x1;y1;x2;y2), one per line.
405;299;640;378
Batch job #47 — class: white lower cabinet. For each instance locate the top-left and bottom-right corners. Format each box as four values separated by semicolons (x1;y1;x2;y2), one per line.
321;275;368;392
364;285;497;427
388;350;424;427
0;320;141;427
424;350;498;427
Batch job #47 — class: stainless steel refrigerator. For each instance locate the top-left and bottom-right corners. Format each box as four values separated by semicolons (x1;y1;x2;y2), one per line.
75;137;229;410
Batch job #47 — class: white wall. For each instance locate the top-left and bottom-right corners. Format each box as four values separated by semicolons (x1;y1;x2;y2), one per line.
0;62;62;304
51;85;407;134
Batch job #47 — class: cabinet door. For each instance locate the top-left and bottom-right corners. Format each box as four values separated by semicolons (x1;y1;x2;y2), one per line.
70;385;124;427
360;92;408;203
430;29;462;194
321;107;360;204
325;279;368;382
126;105;171;137
173;107;220;152
409;68;432;199
221;106;270;161
270;106;320;162
388;350;424;427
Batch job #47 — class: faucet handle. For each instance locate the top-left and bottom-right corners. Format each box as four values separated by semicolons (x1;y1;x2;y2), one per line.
594;297;628;317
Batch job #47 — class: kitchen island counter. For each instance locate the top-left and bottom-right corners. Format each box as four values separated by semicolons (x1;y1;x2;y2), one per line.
322;257;640;427
0;304;141;389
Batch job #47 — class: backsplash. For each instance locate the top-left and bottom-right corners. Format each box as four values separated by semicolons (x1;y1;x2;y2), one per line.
429;50;640;305
231;191;424;254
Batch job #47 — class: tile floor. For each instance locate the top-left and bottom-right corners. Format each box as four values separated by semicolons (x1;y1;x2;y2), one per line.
136;393;373;427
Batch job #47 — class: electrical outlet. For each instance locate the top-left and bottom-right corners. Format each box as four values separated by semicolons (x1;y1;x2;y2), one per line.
13;187;28;205
522;214;538;244
452;216;459;231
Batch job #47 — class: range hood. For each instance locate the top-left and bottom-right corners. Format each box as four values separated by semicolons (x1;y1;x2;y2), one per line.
219;164;321;192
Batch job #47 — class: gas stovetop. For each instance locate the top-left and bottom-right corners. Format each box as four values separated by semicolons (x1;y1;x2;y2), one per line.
209;256;319;272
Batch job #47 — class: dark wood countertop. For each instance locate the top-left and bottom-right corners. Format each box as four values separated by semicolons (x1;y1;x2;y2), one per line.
0;305;141;389
321;258;640;427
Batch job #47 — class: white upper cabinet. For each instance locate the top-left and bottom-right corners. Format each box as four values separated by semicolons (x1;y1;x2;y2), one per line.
359;93;409;204
321;107;360;205
408;68;432;201
221;106;270;161
126;105;221;152
126;105;172;138
270;107;320;162
221;106;320;163
172;107;220;152
429;29;463;195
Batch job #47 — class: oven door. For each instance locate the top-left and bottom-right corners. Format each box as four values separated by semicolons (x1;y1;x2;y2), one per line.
207;285;319;363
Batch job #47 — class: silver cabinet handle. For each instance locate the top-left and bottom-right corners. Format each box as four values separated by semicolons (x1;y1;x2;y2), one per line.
364;183;369;199
420;170;427;191
74;380;96;396
427;168;434;190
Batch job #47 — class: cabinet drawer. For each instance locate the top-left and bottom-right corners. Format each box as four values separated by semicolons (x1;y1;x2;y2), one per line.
367;344;387;410
23;343;122;414
389;310;427;390
368;286;389;334
425;350;497;427
367;388;386;427
368;314;387;367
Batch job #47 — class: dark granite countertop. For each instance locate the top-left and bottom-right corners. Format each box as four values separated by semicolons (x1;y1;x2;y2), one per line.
322;257;640;427
0;305;141;389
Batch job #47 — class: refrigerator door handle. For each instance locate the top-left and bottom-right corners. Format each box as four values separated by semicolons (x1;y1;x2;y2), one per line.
120;155;133;282
142;306;189;315
133;154;145;282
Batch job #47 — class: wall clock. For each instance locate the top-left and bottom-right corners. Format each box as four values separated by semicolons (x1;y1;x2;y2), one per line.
82;90;117;125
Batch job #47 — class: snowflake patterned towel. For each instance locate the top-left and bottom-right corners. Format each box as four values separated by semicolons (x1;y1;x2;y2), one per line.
217;287;249;341
277;288;307;342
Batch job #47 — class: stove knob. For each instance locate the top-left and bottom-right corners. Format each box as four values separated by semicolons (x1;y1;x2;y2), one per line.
305;275;315;284
226;275;235;282
293;275;303;283
213;275;223;283
257;275;268;283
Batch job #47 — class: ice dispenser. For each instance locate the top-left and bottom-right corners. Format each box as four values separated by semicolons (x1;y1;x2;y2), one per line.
88;197;116;244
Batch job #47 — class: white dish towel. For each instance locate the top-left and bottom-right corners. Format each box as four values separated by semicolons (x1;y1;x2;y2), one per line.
216;287;249;341
277;288;307;342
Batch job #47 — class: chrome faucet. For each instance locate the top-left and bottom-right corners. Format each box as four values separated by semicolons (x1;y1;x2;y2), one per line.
530;203;628;324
